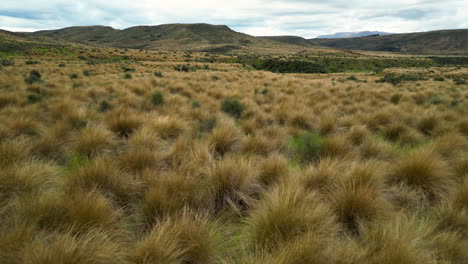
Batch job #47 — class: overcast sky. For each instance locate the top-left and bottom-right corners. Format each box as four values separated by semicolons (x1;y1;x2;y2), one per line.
1;0;467;38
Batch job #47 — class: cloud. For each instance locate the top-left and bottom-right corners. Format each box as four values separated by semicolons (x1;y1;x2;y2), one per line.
0;0;466;37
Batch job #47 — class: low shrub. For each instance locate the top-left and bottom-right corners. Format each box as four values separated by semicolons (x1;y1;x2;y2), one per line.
291;132;324;164
151;91;164;105
221;97;244;118
0;58;14;66
24;70;42;84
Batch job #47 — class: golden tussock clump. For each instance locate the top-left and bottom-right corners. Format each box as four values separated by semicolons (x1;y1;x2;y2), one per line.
141;172;201;226
135;212;223;264
72;125;117;157
346;125;371;146
66;157;141;204
243;183;339;253
105;109;143;137
207;115;242;156
206;157;261;214
389;147;455;199
21;230;130;264
257;153;290;186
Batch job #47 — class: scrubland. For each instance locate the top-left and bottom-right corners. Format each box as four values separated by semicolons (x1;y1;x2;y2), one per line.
0;53;467;264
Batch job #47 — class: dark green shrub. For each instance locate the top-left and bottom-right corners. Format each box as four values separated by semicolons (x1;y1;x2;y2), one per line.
433;76;445;81
72;82;83;88
123;73;132;79
58;63;66;67
27;93;43;104
192;101;201;108
255;59;327;74
453;78;467;85
154;71;163;77
83;70;91;76
151;91;164;105
377;74;422;86
346;75;359;81
221;97;244;118
72;119;88;129
99;100;111;112
175;65;189;72
24;70;42;84
122;66;135;72
429;96;443;105
0;58;14;66
25;60;40;65
261;88;269;94
69;73;79;79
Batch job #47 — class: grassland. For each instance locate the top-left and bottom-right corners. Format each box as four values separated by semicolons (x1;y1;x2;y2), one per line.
0;44;468;264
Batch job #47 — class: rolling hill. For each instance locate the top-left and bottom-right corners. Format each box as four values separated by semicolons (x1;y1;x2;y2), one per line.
27;24;275;51
316;31;393;39
1;24;467;55
309;29;468;55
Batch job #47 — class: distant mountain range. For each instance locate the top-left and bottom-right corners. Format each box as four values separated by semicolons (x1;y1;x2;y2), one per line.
1;24;467;55
316;31;394;39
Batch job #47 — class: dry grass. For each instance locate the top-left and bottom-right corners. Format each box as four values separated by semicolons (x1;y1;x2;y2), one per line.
0;51;467;263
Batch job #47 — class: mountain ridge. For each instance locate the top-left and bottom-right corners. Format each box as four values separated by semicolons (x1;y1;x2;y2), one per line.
2;24;467;55
316;31;394;39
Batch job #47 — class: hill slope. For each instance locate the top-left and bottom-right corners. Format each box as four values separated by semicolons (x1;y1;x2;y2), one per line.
3;24;467;55
309;29;468;54
259;35;313;46
316;31;393;39
28;24;274;50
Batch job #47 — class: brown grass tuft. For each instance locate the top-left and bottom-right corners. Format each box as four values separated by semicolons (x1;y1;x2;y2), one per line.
390;147;455;199
207;115;242;156
244;183;339;252
22;230;130;264
207;157;260;213
135;212;223;264
67;157;141;204
72;125;117;157
106;109;143;137
257;154;290;186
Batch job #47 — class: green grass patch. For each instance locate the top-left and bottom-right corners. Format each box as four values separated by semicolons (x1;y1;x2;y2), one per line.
289;131;324;164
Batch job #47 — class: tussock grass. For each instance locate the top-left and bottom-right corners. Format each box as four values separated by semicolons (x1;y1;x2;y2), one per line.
22;230;130;264
257;153;290;186
0;160;62;201
207;157;261;214
141;172;200;226
207;115;241;156
357;215;436;264
105;109;143;137
1;52;467;263
346;125;370;146
331;185;391;233
66;157;141;204
390;147;455;199
244;183;339;252
135;212;223;264
72;125;117;157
